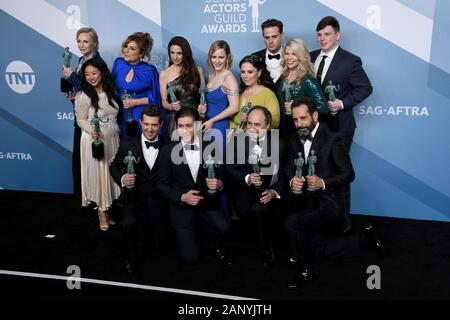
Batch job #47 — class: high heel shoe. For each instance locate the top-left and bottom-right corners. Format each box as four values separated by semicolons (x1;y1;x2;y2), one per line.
98;211;109;231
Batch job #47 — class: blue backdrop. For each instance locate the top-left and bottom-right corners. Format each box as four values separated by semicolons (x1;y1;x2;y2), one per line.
1;0;449;222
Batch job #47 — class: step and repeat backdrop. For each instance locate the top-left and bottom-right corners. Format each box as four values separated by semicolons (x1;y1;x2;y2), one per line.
1;0;449;221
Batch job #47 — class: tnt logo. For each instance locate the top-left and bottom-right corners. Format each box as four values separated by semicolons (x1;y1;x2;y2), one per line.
5;61;36;94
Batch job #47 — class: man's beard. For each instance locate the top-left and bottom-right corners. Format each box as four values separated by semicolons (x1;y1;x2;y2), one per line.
297;122;315;137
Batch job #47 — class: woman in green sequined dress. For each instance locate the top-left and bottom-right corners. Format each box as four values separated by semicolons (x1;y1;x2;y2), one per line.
278;38;328;137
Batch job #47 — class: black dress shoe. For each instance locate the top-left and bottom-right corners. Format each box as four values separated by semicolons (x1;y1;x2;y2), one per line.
215;249;233;266
361;224;384;258
262;249;275;267
287;268;319;288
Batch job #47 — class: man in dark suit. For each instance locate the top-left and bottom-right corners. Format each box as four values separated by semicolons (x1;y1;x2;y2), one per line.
227;106;285;266
284;97;382;288
252;18;285;93
311;16;373;149
157;107;231;265
110;105;168;272
310;16;373;231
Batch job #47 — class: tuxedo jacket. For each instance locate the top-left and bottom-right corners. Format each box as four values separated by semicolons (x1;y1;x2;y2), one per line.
227;132;285;215
157;140;224;228
110;135;163;195
284;123;355;217
252;48;283;94
310;47;372;134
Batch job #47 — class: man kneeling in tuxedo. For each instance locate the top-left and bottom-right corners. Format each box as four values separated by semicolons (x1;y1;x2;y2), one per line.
284;97;383;288
157;107;232;265
110;106;169;273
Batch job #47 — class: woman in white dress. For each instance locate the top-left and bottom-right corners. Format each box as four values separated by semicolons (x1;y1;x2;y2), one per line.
75;58;121;231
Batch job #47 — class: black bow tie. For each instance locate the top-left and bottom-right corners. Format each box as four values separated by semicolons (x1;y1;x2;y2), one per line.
145;140;160;149
268;53;280;60
184;144;200;151
300;134;313;145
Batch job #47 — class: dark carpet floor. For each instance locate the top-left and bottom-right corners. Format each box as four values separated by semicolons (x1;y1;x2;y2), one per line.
0;190;449;302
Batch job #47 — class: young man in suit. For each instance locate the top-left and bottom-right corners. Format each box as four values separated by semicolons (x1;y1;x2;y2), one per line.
252;18;285;93
310;16;373;231
157;107;232;265
227;106;285;266
284;97;382;288
110;105;168;273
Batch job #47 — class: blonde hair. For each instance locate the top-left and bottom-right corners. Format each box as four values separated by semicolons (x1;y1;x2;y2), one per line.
281;38;315;85
207;40;233;73
76;27;99;51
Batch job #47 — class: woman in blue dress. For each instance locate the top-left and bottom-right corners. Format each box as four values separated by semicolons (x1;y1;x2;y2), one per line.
202;40;239;159
202;41;239;220
112;32;161;139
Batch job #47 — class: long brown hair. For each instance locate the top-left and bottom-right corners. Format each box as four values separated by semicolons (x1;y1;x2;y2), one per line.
167;36;201;94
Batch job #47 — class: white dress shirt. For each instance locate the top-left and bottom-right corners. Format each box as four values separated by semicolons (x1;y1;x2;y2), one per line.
120;134;159;187
314;45;339;85
141;133;159;170
182;139;201;182
289;122;325;190
303;123;319;161
244;135;280;199
313;45;343;110
265;48;283;83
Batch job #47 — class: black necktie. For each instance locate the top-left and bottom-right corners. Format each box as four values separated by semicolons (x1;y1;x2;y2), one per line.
184;144;199;151
316;55;327;84
145;140;160;149
268;53;280;60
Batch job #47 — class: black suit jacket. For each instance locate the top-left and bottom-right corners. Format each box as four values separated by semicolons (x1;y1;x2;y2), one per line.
157;140;224;228
284;123;355;217
227;132;285;214
310;47;372;134
110;135;163;195
252;48;282;94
